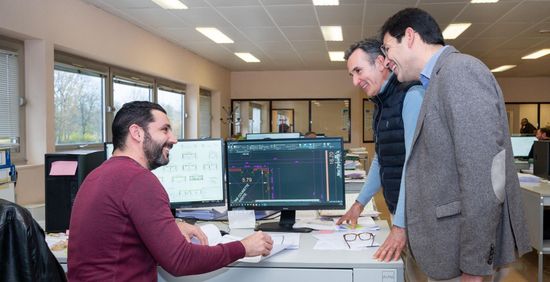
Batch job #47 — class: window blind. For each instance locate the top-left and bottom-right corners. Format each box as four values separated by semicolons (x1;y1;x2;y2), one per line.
0;49;19;143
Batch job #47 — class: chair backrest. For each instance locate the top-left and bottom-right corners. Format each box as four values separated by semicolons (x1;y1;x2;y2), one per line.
0;199;67;282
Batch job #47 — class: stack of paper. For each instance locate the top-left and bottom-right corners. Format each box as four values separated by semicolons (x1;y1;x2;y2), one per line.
176;207;227;220
192;224;299;263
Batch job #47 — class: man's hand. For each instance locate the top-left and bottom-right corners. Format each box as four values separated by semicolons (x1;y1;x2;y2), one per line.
241;231;273;257
460;273;484;282
175;220;208;245
373;225;406;262
335;201;365;228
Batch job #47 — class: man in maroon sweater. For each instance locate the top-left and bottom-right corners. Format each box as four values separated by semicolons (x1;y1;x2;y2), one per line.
68;101;273;281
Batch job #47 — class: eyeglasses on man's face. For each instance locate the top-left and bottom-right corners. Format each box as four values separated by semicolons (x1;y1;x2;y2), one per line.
343;232;376;249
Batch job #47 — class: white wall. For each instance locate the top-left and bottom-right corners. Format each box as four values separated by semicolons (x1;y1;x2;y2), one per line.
0;0;231;204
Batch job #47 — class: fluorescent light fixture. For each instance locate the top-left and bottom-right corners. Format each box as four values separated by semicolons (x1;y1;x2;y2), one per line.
521;49;550;60
490;65;516;72
196;27;234;44
151;0;188;9
442;23;471;39
321;26;343;41
235;53;260;63
313;0;339;6
329;51;345;62
471;0;499;3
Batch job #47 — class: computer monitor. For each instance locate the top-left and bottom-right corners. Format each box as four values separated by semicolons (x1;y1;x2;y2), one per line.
534;140;550;179
511;136;536;158
225;137;345;232
104;139;225;209
246;132;300;140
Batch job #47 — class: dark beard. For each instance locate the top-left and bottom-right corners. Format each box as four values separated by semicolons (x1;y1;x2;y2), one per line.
143;130;171;170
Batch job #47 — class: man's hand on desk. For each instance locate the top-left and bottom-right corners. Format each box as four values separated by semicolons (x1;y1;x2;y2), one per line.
176;219;208;245
373;225;406;262
335;201;364;228
241;231;274;257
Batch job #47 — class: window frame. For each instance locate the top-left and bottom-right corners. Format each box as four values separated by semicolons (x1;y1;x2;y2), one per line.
0;36;26;163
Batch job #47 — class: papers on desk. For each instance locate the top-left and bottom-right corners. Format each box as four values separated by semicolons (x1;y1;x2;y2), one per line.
294;216;379;231
193;224;298;263
518;172;541;185
318;192;380;217
176;207;227;220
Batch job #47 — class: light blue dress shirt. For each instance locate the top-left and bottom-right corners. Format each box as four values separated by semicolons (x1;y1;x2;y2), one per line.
356;74;424;228
420;45;448;89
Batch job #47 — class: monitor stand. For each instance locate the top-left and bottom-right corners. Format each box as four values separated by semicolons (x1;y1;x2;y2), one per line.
255;210;312;233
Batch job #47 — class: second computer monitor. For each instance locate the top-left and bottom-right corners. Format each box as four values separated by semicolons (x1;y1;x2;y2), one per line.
104;139;225;209
226;137;345;232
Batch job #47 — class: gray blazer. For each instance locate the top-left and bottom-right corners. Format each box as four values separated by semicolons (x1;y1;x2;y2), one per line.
405;46;531;280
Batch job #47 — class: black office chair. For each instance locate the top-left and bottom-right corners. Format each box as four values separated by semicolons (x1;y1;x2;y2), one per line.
0;199;67;282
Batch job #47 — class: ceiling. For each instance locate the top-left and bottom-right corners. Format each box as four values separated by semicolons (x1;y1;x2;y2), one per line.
81;0;550;77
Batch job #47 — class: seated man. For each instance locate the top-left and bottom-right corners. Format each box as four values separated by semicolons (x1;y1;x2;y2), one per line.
528;127;550;158
68;101;273;281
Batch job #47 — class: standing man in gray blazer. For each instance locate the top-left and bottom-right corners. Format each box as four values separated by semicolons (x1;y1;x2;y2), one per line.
379;8;531;282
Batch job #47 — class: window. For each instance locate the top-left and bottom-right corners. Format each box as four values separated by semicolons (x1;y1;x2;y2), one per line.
0;37;25;162
157;83;185;139
232;99;351;142
505;103;550;135
54;65;105;145
199;89;212;138
112;74;153;115
54;52;187;149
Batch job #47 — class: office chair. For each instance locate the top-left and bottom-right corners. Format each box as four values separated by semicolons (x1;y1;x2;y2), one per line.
0;199;67;282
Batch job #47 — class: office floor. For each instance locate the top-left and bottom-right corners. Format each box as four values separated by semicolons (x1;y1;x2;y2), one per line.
372;192;547;281
502;251;550;282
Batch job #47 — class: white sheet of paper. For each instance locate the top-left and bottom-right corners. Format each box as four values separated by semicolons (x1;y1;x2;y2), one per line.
228;210;256;229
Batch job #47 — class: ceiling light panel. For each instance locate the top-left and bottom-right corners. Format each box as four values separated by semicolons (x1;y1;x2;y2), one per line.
151;0;188;9
471;0;499;3
329;51;345;62
235;53;260;63
196;28;234;43
321;26;343;41
442;23;472;39
521;49;550;59
490;65;516;72
313;0;339;6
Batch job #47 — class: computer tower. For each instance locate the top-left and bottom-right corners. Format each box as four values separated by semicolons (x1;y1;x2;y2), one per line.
45;150;104;232
533;140;550;180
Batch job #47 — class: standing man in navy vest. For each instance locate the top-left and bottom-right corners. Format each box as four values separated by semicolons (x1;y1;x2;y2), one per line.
336;37;424;272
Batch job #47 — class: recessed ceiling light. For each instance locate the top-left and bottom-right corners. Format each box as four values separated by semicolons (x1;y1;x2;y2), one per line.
329;51;345;62
321;26;343;41
471;0;499;3
490;65;516;72
522;49;550;59
151;0;188;9
235;53;260;63
442;23;471;39
196;28;234;44
313;0;339;6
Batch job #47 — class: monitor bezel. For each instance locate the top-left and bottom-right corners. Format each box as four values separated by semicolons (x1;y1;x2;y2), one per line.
245;132;300;140
225;137;346;212
104;139;226;209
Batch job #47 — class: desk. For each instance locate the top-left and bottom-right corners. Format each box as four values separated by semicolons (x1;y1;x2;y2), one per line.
157;220;403;282
52;221;402;282
520;181;550;282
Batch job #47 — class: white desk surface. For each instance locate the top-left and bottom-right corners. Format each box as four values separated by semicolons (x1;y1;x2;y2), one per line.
521;180;550;196
219;220;401;269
